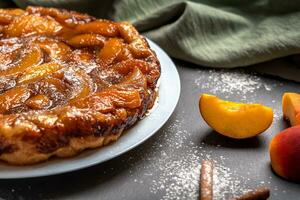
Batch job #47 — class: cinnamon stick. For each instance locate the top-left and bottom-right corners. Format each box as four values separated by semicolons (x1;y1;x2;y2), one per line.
200;160;213;200
233;187;270;200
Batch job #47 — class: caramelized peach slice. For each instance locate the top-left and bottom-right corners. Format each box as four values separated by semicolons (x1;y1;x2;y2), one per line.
68;70;93;103
17;63;61;84
75;20;119;37
199;94;273;139
282;93;300;126
67;34;105;48
0;87;31;114
113;59;150;74
4;14;62;37
0;49;19;66
72;89;141;112
0;46;43;76
116;67;147;89
26;6;93;26
118;22;151;58
35;39;71;60
117;22;139;43
42;77;66;93
128;38;152;58
71;49;94;63
25;94;52;110
101;89;141;109
0;14;13;25
98;38;124;66
0;9;24;16
0;9;24;24
114;46;133;62
72;69;145;111
112;60;160;85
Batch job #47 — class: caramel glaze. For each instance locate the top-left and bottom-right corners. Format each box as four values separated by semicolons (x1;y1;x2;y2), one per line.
0;7;160;164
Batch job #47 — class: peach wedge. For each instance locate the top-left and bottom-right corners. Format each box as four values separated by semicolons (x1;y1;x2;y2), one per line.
282;92;300;126
199;94;273;139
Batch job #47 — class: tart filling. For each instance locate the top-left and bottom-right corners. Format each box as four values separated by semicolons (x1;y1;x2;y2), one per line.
0;7;160;165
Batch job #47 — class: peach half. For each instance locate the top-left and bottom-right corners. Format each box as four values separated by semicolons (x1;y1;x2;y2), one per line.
199;94;273;139
282;92;300;126
270;125;300;181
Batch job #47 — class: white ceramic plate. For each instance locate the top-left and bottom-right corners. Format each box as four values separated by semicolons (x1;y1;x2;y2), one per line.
0;40;181;179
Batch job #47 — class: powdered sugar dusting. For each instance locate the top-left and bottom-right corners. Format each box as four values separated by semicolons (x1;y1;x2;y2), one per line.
213;163;251;200
127;115;253;200
196;70;260;99
124;68;284;199
194;68;283;122
195;69;274;100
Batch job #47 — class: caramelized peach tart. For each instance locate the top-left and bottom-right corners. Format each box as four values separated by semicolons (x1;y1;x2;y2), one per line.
0;7;160;165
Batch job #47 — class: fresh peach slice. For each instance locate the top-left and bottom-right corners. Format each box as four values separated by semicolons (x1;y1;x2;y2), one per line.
98;38;124;66
0;87;31;114
0;46;43;76
75;20;119;37
67;33;106;48
17;63;61;84
4;14;62;37
199;94;273;139
282;93;300;126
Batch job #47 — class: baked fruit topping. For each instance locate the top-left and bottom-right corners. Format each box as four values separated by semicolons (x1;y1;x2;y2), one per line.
0;7;160;165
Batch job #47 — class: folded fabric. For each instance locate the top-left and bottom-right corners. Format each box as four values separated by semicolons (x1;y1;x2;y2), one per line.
7;0;300;81
113;0;300;67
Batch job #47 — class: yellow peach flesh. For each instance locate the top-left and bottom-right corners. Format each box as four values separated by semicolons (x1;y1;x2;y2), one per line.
282;93;300;126
199;94;273;139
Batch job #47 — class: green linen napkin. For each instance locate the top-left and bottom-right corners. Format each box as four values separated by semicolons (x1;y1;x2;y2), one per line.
113;0;300;66
7;0;300;81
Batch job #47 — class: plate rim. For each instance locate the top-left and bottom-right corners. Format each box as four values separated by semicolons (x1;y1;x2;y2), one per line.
0;39;181;179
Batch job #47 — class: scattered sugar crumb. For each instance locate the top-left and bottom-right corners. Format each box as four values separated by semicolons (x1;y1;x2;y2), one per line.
194;69;274;101
126;115;251;200
124;68;285;199
194;68;283;122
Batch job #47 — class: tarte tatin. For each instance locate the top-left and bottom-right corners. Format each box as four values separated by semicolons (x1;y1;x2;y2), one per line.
0;7;160;165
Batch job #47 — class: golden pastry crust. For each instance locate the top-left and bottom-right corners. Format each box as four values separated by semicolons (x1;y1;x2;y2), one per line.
0;7;160;165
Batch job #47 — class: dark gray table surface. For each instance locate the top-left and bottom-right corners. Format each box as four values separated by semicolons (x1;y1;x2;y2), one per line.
0;60;299;200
